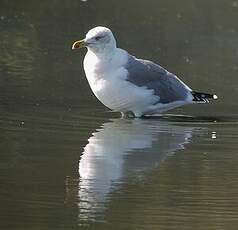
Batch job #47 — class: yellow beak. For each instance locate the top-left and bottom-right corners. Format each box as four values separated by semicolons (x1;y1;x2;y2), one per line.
72;39;86;50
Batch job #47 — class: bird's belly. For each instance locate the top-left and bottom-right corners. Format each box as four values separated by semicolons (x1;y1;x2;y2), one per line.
88;76;158;113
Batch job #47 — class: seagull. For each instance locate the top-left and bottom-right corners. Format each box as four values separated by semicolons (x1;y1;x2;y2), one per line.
72;26;217;118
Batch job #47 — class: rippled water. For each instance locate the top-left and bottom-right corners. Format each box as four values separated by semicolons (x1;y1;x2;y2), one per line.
1;0;238;229
76;116;238;229
1;107;238;229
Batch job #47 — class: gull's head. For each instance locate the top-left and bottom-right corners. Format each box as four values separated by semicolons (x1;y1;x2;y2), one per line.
72;26;116;53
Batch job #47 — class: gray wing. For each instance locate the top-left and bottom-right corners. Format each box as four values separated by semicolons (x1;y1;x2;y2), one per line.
125;55;191;104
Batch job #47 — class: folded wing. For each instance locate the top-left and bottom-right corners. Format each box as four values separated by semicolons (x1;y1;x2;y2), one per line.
125;55;192;104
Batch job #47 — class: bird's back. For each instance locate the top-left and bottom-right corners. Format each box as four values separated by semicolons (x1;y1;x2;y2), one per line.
125;55;193;104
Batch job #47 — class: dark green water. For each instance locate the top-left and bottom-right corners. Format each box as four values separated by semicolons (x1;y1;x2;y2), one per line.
0;0;238;229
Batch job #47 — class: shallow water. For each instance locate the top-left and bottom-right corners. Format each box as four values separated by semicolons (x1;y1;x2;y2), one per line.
1;109;238;230
1;0;238;229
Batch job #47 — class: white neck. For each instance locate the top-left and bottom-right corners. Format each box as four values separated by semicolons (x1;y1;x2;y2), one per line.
87;43;117;58
84;46;128;81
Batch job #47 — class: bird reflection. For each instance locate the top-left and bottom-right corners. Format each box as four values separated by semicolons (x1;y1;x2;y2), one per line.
78;118;198;220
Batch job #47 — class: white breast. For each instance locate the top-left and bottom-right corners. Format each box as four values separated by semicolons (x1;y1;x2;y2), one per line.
83;48;159;115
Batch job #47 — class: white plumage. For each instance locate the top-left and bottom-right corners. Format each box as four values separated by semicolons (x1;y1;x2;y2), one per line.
72;26;217;117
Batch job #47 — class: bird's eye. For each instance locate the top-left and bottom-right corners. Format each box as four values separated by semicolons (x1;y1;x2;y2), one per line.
95;36;103;41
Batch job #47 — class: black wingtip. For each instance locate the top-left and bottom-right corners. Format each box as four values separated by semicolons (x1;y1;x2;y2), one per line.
192;91;218;103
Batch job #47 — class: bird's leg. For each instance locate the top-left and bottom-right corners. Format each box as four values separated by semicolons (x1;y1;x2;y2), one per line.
120;111;135;119
120;112;126;118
